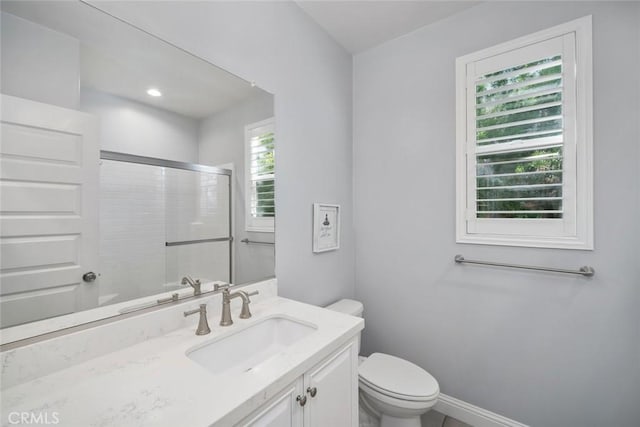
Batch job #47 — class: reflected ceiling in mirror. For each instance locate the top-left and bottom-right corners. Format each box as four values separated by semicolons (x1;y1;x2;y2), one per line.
0;0;275;342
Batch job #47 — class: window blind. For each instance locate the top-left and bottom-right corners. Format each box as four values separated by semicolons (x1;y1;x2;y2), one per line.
248;124;275;221
245;118;275;233
474;55;564;219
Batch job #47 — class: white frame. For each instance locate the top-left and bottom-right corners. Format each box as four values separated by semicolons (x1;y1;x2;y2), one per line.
313;203;341;253
455;15;593;250
244;118;275;233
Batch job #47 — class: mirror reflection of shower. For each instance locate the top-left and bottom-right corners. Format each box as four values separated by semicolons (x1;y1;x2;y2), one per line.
98;155;232;307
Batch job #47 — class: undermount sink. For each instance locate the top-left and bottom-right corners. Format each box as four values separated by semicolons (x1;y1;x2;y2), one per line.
186;316;317;376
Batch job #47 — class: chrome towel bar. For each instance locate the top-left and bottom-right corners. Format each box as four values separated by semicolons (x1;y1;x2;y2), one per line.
454;255;595;277
241;238;274;245
166;237;231;247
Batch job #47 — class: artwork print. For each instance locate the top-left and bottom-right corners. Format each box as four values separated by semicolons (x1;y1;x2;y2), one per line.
313;204;340;253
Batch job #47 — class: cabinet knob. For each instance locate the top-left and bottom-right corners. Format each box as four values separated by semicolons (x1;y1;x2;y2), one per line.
306;387;317;398
296;395;307;407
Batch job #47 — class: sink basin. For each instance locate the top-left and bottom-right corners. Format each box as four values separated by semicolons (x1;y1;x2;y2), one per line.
186;316;317;376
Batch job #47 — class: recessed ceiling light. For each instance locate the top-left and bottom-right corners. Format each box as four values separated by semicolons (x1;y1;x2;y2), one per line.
147;88;162;97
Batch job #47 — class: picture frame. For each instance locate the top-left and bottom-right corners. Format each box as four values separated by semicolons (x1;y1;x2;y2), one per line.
312;203;340;253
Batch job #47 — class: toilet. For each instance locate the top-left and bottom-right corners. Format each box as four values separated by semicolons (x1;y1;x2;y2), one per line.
326;299;439;427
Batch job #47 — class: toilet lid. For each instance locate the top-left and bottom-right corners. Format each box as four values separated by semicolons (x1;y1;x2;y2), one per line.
358;353;439;400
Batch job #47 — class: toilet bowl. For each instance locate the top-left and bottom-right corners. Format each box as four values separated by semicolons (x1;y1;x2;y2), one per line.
325;299;439;427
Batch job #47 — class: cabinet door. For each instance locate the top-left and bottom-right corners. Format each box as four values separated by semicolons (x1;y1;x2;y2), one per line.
238;380;303;427
304;342;358;427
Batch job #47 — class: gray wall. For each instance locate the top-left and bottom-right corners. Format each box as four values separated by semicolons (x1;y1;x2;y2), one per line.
1;11;80;109
80;88;199;162
90;1;355;304
353;2;639;427
199;91;275;284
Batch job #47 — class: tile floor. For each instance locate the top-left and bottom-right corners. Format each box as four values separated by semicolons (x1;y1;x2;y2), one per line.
424;410;473;427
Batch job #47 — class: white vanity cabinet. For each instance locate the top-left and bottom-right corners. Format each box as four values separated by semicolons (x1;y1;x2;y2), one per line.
303;339;358;426
239;340;358;427
239;381;303;427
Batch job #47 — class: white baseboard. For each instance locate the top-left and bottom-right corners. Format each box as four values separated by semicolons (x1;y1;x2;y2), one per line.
434;393;529;427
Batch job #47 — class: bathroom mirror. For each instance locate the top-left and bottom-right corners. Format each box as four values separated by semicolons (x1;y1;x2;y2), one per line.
0;1;275;339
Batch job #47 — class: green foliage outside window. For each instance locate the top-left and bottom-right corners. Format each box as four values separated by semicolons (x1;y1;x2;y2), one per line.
253;132;275;218
474;55;564;219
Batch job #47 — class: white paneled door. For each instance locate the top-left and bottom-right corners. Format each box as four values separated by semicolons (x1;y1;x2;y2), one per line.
0;94;99;328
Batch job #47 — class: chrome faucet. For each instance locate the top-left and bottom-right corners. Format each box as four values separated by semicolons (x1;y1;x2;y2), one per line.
183;304;211;335
181;275;202;296
214;284;259;326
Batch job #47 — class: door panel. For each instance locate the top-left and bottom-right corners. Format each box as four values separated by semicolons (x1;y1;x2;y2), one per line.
0;266;82;295
0;94;99;328
1;121;82;162
0;285;78;328
1;181;80;213
1;236;79;269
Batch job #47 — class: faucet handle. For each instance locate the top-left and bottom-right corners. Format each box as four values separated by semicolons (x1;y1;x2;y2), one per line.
157;293;179;304
214;283;230;292
183;304;211;335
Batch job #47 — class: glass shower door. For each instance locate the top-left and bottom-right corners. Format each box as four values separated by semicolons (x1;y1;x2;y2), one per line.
99;153;232;307
164;168;231;288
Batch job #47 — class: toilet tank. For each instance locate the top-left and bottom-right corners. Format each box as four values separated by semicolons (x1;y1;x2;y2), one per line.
325;299;363;353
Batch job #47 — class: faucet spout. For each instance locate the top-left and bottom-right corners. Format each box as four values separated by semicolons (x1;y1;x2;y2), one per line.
219;288;259;326
238;290;259;319
181;275;202;295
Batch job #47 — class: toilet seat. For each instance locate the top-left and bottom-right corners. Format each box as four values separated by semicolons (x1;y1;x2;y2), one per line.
358;353;439;402
359;379;437;415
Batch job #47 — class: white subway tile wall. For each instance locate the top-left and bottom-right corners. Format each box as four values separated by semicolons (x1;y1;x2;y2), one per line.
99;160;230;306
164;168;229;242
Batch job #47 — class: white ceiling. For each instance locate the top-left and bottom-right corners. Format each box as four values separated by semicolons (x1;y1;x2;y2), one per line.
296;1;480;54
1;1;264;119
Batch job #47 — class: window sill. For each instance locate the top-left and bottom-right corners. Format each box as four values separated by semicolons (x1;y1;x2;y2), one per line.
245;227;275;233
456;233;593;250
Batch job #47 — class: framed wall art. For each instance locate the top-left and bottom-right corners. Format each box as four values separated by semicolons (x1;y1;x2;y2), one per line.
312;203;340;253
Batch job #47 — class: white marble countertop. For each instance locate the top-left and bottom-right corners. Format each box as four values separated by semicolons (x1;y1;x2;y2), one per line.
1;296;363;427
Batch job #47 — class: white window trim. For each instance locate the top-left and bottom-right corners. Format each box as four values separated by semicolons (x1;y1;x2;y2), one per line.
455;16;593;250
245;118;275;233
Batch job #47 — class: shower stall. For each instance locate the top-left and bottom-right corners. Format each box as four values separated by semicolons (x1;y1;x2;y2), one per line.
98;151;232;306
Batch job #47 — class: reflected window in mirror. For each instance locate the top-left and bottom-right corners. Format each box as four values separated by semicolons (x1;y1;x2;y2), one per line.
245;118;275;232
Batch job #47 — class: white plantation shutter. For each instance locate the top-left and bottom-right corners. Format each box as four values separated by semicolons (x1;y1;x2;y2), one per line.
245;118;275;232
472;38;567;221
456;16;593;249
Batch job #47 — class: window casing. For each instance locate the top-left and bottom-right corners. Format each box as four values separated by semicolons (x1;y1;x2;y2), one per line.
455;16;593;249
245;118;275;232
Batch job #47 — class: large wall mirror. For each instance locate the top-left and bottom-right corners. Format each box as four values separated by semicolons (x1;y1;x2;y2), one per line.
0;1;275;341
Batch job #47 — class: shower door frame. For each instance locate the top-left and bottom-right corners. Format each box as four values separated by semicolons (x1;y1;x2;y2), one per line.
100;150;234;284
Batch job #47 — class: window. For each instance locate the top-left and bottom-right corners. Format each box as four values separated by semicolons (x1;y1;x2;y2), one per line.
455;16;593;249
245;118;275;232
